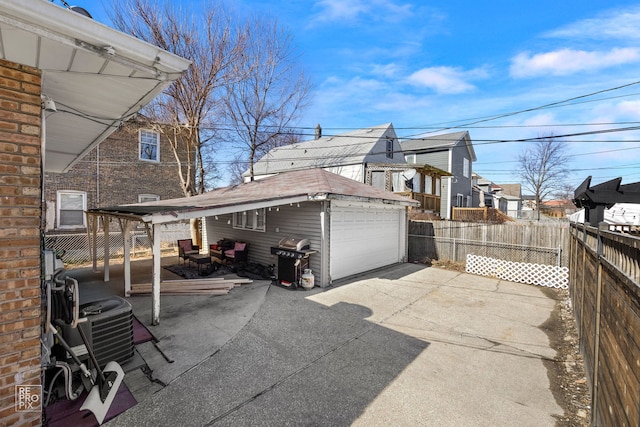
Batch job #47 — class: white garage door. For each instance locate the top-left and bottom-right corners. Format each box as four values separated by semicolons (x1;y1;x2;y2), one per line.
330;205;403;280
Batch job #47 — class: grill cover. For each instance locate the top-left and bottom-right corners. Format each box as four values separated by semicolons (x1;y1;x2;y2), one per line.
277;237;310;252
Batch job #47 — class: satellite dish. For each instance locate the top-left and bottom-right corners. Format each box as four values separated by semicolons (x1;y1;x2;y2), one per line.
402;168;417;180
69;6;93;19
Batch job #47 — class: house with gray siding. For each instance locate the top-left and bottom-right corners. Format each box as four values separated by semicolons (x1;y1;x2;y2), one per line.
244;123;406;183
400;131;476;219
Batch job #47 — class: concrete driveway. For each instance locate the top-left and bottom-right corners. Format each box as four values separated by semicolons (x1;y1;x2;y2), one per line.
91;261;562;426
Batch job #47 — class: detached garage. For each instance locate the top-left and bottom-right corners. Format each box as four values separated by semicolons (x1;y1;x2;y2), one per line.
90;168;418;323
329;202;407;281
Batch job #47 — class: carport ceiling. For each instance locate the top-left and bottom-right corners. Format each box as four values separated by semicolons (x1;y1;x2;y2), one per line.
0;0;190;173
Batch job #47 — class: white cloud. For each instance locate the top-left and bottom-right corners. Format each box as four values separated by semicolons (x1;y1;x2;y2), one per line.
613;100;640;119
407;66;488;94
510;48;640;78
545;7;640;40
310;0;412;24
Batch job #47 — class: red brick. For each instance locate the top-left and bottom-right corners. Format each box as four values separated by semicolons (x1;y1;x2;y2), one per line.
20;289;39;299
0;164;18;174
0;291;20;302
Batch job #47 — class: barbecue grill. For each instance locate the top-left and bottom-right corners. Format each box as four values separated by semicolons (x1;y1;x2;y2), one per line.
271;237;315;288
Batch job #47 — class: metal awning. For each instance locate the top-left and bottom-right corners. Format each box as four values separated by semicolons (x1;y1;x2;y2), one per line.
0;0;191;172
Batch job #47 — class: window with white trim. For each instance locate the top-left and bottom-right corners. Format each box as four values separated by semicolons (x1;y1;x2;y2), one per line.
386;138;393;158
57;191;86;228
233;209;266;232
456;193;464;207
463;158;470;178
138;194;160;203
139;129;160;162
405;153;416;164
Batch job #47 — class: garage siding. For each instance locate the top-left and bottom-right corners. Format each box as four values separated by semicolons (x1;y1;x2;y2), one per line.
204;202;324;285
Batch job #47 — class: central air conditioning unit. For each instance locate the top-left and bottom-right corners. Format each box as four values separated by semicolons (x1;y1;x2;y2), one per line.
60;296;134;369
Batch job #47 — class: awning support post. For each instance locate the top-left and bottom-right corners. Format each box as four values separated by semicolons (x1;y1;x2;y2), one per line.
151;223;161;325
119;219;133;297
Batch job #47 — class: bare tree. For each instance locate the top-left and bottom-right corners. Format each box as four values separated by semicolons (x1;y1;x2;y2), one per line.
110;0;245;243
517;135;570;220
222;17;312;181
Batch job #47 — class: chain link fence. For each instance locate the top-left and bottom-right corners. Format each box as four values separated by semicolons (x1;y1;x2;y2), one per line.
44;222;191;265
408;234;565;267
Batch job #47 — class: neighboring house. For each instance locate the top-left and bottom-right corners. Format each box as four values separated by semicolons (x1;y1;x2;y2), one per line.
496;183;522;217
541;199;578;218
44;118;186;231
244;123;406;183
473;174;523;218
401;131;477;219
0;1;189;424
90;168;420;323
365;163;451;214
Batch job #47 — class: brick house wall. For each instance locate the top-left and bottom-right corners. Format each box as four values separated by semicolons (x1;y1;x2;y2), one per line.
0;59;43;426
44;119;186;231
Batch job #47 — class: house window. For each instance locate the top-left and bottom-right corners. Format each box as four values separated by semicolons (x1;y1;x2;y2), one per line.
57;191;86;228
424;175;432;195
386;137;393;158
463;158;470;178
456;193;464;207
435;177;441;196
405;154;416;164
138;194;160;203
233;208;266;232
139;129;159;162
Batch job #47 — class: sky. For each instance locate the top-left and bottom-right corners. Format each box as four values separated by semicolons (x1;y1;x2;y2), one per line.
67;0;640;194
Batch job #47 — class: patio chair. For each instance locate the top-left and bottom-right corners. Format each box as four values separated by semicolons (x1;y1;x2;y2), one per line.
177;239;199;264
224;241;249;265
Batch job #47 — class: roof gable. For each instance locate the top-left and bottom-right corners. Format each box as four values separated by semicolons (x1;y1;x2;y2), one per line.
401;130;477;161
247;123;400;176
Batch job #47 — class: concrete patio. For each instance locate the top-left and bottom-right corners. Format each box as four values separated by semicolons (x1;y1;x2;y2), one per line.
67;258;563;426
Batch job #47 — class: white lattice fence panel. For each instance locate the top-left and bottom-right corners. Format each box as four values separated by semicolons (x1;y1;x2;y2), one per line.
466;254;569;289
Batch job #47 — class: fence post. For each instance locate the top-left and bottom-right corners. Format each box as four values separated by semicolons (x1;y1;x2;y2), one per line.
453;237;457;262
590;225;605;425
557;246;562;267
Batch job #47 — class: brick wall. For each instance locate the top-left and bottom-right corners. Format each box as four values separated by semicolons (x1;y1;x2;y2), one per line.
0;59;43;426
44;119;185;229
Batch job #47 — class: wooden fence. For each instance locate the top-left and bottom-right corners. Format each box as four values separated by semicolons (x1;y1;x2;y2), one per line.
408;220;570;266
570;223;640;426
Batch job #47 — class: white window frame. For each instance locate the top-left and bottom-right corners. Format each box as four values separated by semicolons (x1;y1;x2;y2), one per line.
405;153;416;164
139;129;160;162
138;194;160;203
463;158;470;178
57;190;87;229
233;208;266;232
456;193;464;207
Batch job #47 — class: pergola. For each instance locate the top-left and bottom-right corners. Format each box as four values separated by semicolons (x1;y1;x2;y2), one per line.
573;176;640;226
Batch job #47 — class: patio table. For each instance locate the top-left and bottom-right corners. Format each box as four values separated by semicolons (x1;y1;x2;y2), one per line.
188;254;212;274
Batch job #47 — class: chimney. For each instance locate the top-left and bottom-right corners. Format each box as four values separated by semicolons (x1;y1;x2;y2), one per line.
315;124;322;139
